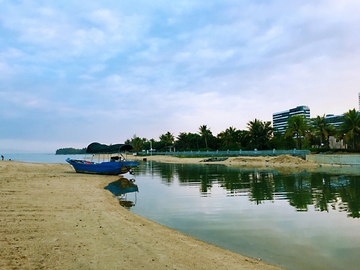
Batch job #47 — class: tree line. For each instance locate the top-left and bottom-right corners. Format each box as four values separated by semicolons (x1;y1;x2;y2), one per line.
126;108;360;153
55;147;87;155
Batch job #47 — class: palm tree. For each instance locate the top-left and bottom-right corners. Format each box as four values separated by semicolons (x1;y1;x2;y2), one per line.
159;131;174;151
312;115;328;147
312;115;337;148
199;125;212;149
218;127;237;146
338;109;360;149
284;115;310;149
247;119;273;150
176;132;201;150
176;132;191;150
324;124;336;148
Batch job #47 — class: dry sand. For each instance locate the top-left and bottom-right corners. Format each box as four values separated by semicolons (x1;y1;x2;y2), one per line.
0;160;281;270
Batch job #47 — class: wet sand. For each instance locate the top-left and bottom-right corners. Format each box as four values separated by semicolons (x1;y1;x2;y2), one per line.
0;160;281;269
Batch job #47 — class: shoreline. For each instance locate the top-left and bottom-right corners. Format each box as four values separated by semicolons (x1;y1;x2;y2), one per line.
0;160;281;269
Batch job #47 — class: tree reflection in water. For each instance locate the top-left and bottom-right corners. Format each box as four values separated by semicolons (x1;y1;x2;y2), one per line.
137;161;360;218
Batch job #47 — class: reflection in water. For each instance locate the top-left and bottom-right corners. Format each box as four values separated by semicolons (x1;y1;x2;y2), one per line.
136;161;360;218
104;178;139;209
131;161;360;269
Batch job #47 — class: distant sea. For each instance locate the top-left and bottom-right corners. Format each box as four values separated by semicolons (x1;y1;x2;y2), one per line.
1;153;86;164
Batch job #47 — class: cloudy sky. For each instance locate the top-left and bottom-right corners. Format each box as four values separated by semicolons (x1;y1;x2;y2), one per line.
1;0;360;153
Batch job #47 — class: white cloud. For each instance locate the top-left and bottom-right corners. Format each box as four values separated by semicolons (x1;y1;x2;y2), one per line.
0;62;15;78
1;0;360;151
0;48;24;59
88;9;121;32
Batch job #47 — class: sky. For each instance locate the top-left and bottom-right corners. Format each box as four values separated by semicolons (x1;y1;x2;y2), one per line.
1;0;360;153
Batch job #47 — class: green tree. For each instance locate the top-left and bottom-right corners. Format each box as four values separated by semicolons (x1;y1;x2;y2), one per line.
324;124;336;148
226;126;238;145
270;129;296;149
219;127;236;146
338;109;360;149
217;127;250;150
159;131;175;151
199;125;212;149
284;115;310;149
148;138;164;152
247;119;273;150
312;115;327;147
176;132;201;151
130;134;147;152
176;132;191;150
311;115;336;148
55;147;87;155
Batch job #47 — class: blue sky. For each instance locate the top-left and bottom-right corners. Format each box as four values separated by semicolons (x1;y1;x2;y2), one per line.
1;0;360;153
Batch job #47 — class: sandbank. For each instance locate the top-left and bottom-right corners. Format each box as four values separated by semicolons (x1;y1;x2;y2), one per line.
0;160;281;269
129;154;337;174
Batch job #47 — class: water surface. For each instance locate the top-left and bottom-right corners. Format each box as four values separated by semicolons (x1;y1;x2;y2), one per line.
1;153;85;163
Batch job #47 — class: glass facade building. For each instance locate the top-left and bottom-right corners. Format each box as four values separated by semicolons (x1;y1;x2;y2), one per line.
324;114;344;128
272;105;310;133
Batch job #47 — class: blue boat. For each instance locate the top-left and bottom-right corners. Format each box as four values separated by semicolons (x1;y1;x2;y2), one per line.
66;142;139;175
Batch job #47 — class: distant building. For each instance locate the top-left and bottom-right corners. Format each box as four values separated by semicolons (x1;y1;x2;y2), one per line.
272;105;310;133
324;114;344;128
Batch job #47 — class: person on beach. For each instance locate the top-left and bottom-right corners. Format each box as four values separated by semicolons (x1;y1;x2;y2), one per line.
1;155;4;160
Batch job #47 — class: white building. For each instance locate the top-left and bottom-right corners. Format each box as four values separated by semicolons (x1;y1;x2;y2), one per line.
272;105;310;133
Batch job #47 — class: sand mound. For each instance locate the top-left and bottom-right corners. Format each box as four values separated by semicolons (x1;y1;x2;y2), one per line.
232;157;252;162
231;155;310;164
268;154;309;164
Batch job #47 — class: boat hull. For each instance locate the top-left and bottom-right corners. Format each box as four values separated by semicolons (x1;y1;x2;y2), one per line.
66;158;139;175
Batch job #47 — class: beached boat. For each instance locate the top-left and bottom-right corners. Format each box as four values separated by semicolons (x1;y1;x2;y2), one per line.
66;142;139;175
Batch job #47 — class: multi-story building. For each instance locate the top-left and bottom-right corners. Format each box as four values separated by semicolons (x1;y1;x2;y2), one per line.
324;114;344;128
272;105;310;133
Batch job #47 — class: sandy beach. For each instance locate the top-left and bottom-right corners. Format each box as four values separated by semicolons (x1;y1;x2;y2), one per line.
1;159;282;270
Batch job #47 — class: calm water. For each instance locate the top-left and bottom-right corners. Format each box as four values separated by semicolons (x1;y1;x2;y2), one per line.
1;153;86;163
111;161;360;270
